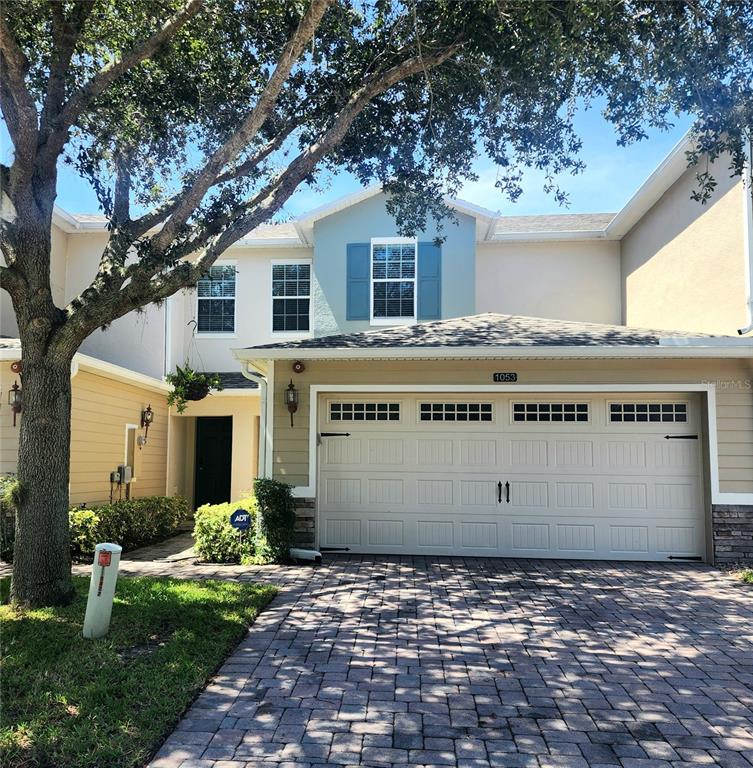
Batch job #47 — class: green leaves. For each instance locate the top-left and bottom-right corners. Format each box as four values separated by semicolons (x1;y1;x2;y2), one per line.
164;363;223;413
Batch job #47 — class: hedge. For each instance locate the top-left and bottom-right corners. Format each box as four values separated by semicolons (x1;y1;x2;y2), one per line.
68;496;189;559
193;480;297;565
253;478;296;564
193;497;256;564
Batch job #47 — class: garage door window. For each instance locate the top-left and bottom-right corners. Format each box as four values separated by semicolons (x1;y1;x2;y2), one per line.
609;402;687;423
513;402;589;422
419;402;493;422
330;402;400;421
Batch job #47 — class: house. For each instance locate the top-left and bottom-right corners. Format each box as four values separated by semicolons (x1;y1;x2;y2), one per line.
1;134;751;563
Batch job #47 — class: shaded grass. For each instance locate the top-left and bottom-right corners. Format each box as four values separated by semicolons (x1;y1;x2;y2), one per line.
1;575;276;768
740;568;753;584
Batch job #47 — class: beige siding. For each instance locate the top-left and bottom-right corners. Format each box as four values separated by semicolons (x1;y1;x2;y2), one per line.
621;165;747;335
0;361;21;475
476;240;621;324
271;357;753;495
170;395;261;504
69;370;169;505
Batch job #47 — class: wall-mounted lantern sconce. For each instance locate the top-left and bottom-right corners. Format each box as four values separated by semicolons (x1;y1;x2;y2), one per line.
8;380;22;427
138;404;154;448
285;380;299;427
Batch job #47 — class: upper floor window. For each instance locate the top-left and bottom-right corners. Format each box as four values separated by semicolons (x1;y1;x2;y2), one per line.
272;262;311;333
371;239;416;323
197;265;236;334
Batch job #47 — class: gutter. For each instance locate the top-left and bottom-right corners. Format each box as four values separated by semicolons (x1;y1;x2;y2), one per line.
234;342;753;363
738;137;753;336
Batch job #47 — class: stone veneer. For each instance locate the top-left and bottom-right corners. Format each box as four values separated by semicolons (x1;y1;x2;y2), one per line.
293;498;316;549
295;500;753;565
713;505;753;565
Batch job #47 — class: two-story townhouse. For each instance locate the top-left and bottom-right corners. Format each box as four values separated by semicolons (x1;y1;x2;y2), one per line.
2;133;752;563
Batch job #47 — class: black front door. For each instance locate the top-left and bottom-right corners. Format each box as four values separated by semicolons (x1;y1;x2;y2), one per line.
194;416;232;508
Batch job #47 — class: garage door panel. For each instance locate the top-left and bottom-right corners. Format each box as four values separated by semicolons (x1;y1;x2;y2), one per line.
318;393;705;560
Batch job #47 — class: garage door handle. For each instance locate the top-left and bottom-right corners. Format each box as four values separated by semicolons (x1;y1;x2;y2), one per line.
320;432;351;437
497;481;502;504
505;481;510;504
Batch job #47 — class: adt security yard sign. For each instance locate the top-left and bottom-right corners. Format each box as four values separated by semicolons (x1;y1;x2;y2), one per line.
230;509;251;531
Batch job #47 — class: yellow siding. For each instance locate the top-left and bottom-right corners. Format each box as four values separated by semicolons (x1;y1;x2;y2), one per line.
271;357;753;495
69;370;169;505
0;361;21;475
621;166;747;335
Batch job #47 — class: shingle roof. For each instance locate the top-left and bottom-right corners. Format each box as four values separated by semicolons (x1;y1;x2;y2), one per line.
490;213;615;238
245;313;715;351
209;371;258;389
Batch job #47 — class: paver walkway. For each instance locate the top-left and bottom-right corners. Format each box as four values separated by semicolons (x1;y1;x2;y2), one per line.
147;556;753;768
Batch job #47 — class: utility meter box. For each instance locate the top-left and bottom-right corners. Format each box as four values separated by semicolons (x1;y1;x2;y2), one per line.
83;542;122;639
117;464;132;484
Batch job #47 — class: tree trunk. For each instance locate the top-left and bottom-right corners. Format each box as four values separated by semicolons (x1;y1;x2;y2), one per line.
11;353;75;607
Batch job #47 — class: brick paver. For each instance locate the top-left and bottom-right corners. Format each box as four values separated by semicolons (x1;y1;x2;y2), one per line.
141;556;753;768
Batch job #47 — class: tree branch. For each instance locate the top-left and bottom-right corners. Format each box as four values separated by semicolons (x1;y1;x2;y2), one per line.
53;0;204;139
150;0;334;255
0;11;38;163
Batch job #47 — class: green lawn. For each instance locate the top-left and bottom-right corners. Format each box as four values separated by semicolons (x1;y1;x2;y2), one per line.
740;568;753;584
1;575;276;768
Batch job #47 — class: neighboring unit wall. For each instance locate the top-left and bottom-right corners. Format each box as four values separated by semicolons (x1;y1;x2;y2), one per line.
269;357;753;497
312;193;476;335
66;232;166;379
476;240;621;324
69;369;169;505
621;166;748;335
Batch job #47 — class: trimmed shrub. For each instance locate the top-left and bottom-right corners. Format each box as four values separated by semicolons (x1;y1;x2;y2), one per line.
0;475;19;562
69;496;189;560
253;478;296;564
194;497;256;564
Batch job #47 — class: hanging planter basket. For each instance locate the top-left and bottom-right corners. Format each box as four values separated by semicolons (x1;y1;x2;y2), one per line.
166;364;223;413
184;380;211;401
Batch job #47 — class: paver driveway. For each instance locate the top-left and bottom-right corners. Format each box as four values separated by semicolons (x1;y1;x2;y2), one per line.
150;557;753;768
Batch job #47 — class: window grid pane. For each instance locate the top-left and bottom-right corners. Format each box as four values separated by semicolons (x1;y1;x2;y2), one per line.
197;266;236;332
329;402;400;422
372;241;416;319
272;263;311;332
420;403;493;422
609;402;688;423
512;403;589;423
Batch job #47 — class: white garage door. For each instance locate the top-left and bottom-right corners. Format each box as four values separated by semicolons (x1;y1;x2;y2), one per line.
317;393;705;561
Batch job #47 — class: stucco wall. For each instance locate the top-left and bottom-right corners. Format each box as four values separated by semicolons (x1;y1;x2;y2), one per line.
621;166;747;335
476;240;621;323
312;193;476;336
269;357;753;496
181;247;314;374
69;369;169;505
65;232;166;379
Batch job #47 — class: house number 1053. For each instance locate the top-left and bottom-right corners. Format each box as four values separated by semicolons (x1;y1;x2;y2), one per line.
493;372;518;382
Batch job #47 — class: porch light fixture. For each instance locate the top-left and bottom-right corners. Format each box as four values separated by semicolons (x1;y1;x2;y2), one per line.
8;380;22;427
285;380;299;427
138;404;154;448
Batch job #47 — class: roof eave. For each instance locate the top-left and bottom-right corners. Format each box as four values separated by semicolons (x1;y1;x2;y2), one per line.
234;342;753;363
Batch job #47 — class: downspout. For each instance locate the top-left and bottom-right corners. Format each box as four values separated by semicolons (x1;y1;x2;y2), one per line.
241;363;268;478
738;137;753;335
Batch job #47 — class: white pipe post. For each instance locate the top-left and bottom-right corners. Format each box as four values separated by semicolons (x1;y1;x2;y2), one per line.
83;542;123;639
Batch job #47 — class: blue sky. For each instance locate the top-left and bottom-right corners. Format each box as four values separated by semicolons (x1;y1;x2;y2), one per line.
2;103;692;219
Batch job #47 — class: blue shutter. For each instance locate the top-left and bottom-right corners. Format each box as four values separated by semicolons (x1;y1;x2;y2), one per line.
346;243;370;320
417;242;442;320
